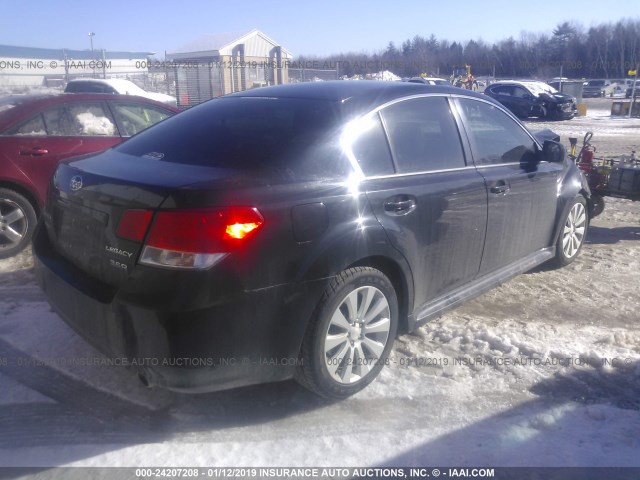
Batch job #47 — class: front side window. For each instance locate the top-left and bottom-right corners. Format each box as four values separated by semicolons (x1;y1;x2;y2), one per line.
491;85;513;96
512;87;531;99
111;102;172;136
457;98;537;166
380;96;466;173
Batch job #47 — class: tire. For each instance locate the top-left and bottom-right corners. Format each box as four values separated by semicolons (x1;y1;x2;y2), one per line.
295;267;398;399
591;194;605;217
546;109;561;121
553;196;589;267
0;189;38;259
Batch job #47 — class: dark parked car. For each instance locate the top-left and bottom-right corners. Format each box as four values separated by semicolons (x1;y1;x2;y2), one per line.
406;77;450;86
0;93;177;258
582;79;615;98
625;80;640;98
484;80;577;120
33;82;592;398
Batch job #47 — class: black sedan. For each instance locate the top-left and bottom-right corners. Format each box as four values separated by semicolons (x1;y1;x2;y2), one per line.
484;80;577;120
33;81;592;399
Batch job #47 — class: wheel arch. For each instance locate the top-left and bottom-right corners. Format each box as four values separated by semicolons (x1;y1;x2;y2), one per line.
552;162;592;244
348;255;413;334
0;180;41;216
291;221;416;334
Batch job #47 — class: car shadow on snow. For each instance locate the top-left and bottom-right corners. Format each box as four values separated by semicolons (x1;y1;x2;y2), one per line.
377;360;640;469
0;334;334;443
0;267;339;470
522;224;639;275
586;226;640;245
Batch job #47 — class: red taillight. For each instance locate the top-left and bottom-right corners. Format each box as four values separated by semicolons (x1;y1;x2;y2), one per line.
145;207;263;253
116;210;154;242
116;207;264;270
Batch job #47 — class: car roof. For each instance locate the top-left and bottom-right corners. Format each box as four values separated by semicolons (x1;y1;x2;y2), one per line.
488;80;559;91
408;77;448;82
5;92;177;107
67;78;132;85
227;80;489;116
490;80;543;86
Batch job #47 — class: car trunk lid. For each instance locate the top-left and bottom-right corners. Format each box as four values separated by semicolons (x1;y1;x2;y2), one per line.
44;151;238;286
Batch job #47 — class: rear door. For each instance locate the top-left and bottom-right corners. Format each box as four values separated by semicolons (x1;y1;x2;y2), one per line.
454;97;561;275
350;96;488;310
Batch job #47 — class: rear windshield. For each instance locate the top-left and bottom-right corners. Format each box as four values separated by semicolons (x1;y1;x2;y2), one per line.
115;96;350;179
65;81;116;94
0;97;21;116
587;80;605;86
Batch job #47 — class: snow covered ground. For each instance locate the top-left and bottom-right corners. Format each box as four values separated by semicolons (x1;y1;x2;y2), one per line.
524;97;640;158
0;104;639;471
0;196;638;469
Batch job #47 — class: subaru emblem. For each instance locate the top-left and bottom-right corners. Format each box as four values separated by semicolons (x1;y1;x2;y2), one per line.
70;175;83;191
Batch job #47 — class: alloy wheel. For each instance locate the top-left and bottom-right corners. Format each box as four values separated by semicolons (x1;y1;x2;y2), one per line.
323;286;391;384
562;201;587;259
0;199;28;250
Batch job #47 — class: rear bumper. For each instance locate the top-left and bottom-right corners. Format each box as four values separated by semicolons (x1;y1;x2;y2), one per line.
33;225;329;393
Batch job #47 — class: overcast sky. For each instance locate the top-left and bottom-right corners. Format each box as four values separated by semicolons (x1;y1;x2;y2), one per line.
2;0;637;57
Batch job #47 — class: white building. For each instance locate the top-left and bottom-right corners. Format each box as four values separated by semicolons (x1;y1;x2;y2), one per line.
167;29;292;105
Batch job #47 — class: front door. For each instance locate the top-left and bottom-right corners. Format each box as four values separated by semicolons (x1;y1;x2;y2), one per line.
455;97;562;275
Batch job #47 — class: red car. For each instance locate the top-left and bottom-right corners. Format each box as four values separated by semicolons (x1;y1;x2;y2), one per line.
0;93;178;258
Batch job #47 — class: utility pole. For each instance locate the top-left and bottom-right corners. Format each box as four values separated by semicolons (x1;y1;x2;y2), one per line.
88;32;95;77
628;64;638;119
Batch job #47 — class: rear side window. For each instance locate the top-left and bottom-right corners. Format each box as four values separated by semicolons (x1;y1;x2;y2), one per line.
348;113;394;176
116;97;350;179
6;102;117;136
380;96;465;173
457;98;537;165
10;114;47;135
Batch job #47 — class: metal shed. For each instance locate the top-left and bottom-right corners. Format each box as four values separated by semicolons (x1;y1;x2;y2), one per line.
166;29;292;107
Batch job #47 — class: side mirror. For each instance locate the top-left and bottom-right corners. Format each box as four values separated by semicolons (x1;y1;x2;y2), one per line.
542;140;566;163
